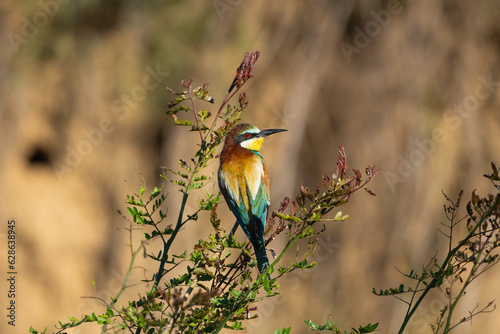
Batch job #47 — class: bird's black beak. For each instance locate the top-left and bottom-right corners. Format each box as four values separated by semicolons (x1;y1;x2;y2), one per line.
257;128;287;137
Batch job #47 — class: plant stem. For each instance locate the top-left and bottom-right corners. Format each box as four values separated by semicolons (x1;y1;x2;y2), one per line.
204;87;240;143
442;261;478;333
188;86;204;144
151;189;191;294
398;197;500;333
151;141;207;294
102;241;145;334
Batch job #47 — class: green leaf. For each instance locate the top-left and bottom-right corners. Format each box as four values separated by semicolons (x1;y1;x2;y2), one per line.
274;212;301;223
262;273;271;293
151;187;161;198
274;327;291;334
191;182;204;189
127;207;134;216
291;259;310;269
194;175;208;181
197;110;211;122
304;319;320;330
229;289;241;297
355;322;379;333
174;118;194;126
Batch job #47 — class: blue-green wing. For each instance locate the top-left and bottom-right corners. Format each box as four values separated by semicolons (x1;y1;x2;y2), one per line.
248;180;270;231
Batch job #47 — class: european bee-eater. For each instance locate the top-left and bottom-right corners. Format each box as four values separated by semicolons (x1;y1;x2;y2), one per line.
218;123;287;273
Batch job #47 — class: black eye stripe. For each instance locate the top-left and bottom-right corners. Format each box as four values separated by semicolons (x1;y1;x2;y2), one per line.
234;132;257;144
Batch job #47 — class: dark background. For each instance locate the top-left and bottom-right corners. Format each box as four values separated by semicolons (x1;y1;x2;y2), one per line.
1;1;500;333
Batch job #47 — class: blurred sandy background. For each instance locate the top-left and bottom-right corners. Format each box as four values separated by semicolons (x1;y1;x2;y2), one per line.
1;0;500;333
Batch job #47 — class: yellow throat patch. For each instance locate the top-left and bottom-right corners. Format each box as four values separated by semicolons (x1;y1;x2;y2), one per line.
240;137;264;151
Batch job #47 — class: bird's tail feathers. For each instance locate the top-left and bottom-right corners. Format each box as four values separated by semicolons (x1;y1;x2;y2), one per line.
248;216;269;273
255;243;270;273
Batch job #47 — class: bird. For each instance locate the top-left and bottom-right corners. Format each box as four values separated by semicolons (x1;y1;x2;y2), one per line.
218;123;287;273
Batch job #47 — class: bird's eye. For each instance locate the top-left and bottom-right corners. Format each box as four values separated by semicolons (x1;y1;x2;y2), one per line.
244;133;251;138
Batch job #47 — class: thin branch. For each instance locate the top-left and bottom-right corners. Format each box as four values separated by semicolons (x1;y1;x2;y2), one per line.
187;83;204;144
398;196;500;333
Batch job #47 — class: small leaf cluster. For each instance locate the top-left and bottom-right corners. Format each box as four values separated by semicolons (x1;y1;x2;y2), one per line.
305;317;378;334
269;146;379;255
